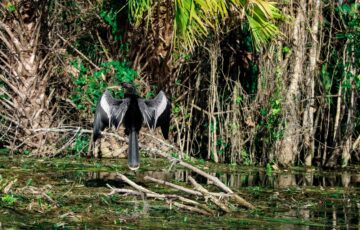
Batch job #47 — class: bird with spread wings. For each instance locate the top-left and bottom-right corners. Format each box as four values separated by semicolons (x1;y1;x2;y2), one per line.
92;83;171;170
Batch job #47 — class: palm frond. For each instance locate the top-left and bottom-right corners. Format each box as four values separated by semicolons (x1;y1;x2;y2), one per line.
128;0;152;26
128;0;287;52
241;1;285;50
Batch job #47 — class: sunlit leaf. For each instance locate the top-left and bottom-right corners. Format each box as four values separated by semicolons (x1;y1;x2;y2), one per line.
129;0;286;51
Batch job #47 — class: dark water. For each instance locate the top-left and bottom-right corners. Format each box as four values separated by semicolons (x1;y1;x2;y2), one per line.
0;156;359;229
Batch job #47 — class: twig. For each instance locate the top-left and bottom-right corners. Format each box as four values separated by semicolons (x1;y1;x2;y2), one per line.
96;31;111;61
188;176;230;213
3;179;17;194
106;185;175;203
0;74;26;101
116;173;212;212
141;131;181;153
56;33;100;70
149;150;221;191
0;22;22;52
31;127;127;142
353;135;360;151
116;173;154;194
171;202;212;216
42;192;58;206
18;185;58;207
144;176;202;196
192;103;234;115
50;127;81;157
106;183;213;215
145;175;231;198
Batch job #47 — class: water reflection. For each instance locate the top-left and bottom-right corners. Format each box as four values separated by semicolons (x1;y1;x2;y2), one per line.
82;169;360;189
279;204;360;230
84;172;127;188
214;171;360;189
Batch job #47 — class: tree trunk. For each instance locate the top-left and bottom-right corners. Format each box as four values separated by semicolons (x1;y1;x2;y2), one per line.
303;0;321;166
276;0;306;166
208;43;219;163
341;43;356;167
0;1;55;153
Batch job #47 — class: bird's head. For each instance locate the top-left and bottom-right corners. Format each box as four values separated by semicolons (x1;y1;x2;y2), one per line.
121;82;137;95
121;82;133;89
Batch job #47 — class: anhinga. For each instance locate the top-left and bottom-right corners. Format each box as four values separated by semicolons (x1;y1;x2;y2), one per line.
92;83;171;170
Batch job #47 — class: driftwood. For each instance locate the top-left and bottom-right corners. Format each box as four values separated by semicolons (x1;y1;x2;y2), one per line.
140;132;254;209
144;176;232;198
144;176;202;196
32;127;255;214
145;175;232;213
142;146;254;209
107;187;213;216
188;176;231;213
107;174;214;216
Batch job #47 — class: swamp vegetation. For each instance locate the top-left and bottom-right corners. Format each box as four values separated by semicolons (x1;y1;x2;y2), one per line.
0;0;359;165
0;0;359;228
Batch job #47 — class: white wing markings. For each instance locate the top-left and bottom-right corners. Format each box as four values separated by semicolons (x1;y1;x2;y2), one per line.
100;92;112;127
154;91;168;127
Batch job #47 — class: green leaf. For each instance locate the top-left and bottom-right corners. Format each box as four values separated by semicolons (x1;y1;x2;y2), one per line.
2;194;16;205
266;163;272;175
282;46;291;54
341;4;351;14
236;96;243;104
271;108;281;116
6;2;16;12
260;108;267;116
23;149;31;155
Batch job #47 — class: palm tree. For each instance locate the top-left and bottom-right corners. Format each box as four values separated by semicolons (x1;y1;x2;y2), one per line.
0;1;56;153
128;0;283;52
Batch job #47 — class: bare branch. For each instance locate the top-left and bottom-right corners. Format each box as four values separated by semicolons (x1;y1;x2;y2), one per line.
171;202;212;216
117;173;155;194
188;176;230;213
0;113;20;127
353;135;360;151
0;31;14;51
143;146;255;209
0;49;9;62
50;127;81;157
0;74;26;100
0;21;22;52
56;33;100;70
144;175;202;196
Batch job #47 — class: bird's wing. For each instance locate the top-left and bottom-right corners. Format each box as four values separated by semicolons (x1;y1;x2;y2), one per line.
93;90;130;141
111;97;130;129
137;91;171;139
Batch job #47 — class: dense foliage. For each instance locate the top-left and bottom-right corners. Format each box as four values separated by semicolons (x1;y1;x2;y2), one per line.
0;0;359;167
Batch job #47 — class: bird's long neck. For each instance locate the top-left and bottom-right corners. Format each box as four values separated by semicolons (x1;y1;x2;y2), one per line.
128;126;139;170
124;85;137;98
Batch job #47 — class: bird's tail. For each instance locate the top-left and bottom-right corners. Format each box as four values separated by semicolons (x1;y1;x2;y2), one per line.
128;127;140;170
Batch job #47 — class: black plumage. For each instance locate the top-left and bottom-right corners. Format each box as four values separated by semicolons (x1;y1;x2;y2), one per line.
92;83;171;170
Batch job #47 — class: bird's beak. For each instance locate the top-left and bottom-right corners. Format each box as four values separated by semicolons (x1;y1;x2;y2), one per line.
121;82;133;89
